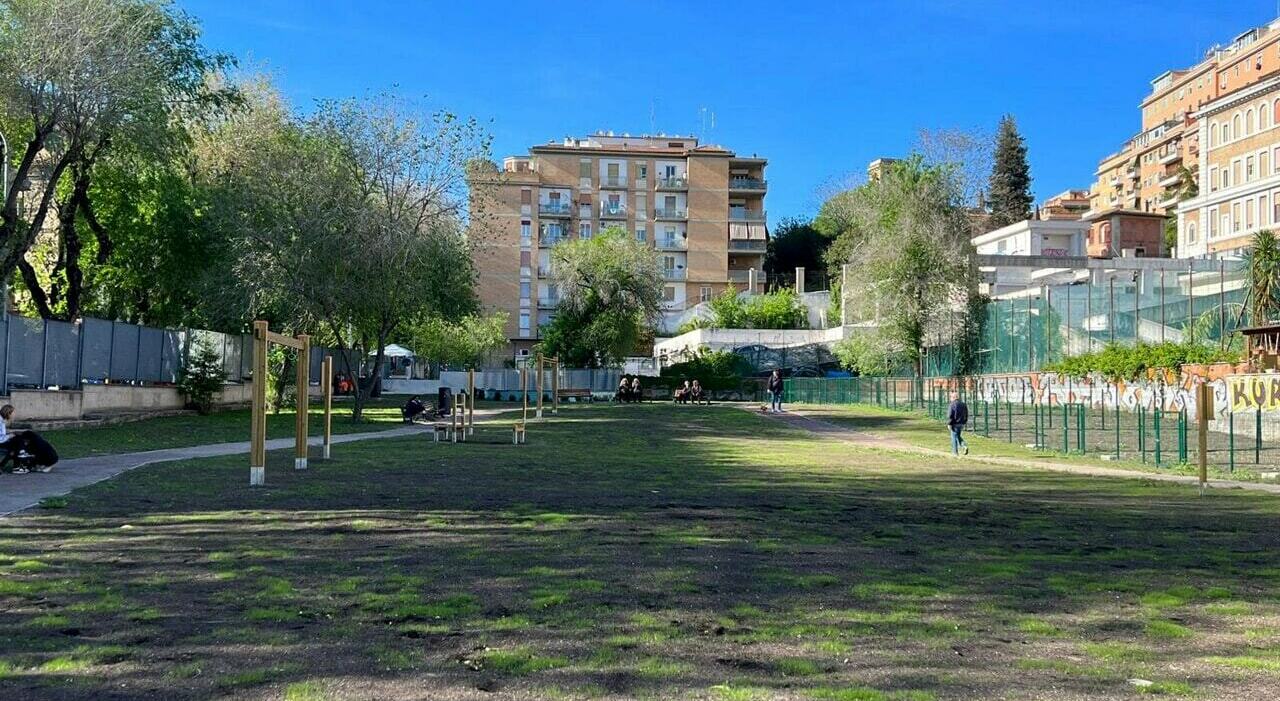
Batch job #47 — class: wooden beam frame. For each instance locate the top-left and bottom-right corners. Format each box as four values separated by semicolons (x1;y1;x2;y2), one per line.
321;356;333;459
249;320;318;486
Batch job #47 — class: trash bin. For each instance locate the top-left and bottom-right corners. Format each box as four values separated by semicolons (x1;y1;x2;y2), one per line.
437;386;452;415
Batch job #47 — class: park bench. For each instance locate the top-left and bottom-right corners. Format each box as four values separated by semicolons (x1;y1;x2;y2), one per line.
431;422;452;442
558;388;592;403
512;420;526;445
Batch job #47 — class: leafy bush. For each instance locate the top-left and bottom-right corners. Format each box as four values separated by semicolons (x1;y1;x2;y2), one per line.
1041;342;1241;381
658;348;753;392
177;339;226;415
704;288;807;330
832;332;906;376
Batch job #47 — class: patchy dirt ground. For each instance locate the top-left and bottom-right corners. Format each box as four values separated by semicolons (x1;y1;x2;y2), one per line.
2;404;1280;700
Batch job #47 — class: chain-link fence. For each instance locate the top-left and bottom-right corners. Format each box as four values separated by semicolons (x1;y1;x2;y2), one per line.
785;376;1280;475
0;313;356;393
922;261;1247;376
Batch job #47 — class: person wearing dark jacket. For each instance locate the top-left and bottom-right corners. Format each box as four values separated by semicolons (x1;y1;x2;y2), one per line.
946;390;969;455
767;369;784;413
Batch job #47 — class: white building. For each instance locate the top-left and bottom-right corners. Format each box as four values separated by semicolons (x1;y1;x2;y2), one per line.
971;218;1088;258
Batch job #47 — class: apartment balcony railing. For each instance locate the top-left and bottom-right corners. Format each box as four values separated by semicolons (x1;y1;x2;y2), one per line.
601;176;627;188
727;269;754;283
600;202;628;218
655;207;687;220
728;239;767;252
729;178;767;191
635;177;648;189
729;210;766;222
656;176;688;190
538;202;572;217
655;237;687;251
536;266;553;277
1159;150;1182;165
539;234;566;247
537;297;560;309
1158;171;1182;188
662;268;687;281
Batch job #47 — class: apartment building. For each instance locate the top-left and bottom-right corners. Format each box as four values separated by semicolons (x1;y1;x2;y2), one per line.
1089;19;1280;248
1177;76;1280;257
468;133;768;357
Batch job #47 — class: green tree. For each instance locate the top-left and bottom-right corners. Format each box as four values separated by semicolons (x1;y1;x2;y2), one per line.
702;287;807;330
987;114;1033;228
539;227;663;367
176;338;225;415
410;313;509;374
1245;229;1280;326
763;217;829;286
824;156;979;376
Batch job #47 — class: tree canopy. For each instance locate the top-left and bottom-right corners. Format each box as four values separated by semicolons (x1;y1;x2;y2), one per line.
987;114;1033;228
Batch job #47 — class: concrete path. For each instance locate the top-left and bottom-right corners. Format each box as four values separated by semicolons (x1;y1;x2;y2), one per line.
763;407;1280;496
0;408;516;517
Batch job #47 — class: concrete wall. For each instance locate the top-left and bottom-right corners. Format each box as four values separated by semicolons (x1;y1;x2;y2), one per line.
4;382;254;421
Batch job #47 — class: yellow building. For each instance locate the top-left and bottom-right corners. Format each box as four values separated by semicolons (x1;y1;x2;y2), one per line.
1089;19;1280;251
468;133;768;358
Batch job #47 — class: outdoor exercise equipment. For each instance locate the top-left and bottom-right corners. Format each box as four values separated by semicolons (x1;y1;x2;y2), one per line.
535;354;560;418
512;366;529;445
248;320;333;486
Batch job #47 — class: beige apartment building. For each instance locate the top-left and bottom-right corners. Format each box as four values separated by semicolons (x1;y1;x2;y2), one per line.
1089;18;1280;256
469;133;767;357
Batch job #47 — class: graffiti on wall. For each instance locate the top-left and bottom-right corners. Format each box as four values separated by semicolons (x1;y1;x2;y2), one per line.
949;372;1237;421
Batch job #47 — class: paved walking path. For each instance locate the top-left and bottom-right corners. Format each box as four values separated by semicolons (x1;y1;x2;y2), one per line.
0;408;515;517
763;407;1280;496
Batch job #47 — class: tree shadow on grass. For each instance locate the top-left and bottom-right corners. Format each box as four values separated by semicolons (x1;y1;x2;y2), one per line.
1;405;1280;699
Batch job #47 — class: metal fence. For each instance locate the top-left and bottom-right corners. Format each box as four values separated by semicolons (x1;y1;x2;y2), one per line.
923;262;1247;376
0;313;356;393
785;376;1280;476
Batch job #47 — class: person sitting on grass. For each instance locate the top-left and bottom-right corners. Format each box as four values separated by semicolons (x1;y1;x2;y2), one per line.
630;376;642;403
690;379;706;405
401;395;427;423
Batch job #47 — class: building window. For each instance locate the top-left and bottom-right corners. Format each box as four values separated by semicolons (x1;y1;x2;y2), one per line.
1247;108;1256;135
635;227;646;242
1210;121;1219;148
700;286;712;303
663;285;676;302
519;312;530;331
1264;194;1271;226
1233;202;1242;231
1263;103;1271;130
579;222;592;239
1233;113;1242;139
637;164;648;181
1247;156;1256;180
579;160;591;179
521;189;532;205
1223;123;1231;144
1187;221;1197;244
1248;198;1257;229
520;220;531;245
1209;208;1219;237
1209;166;1219;191
520;281;531;300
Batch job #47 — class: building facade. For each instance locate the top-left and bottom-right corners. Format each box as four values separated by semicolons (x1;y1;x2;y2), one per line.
1089;19;1280;242
1178;76;1280;257
469;134;767;357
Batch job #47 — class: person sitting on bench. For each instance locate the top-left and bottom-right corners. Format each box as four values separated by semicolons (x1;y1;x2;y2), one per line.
615;376;631;403
629;376;642;403
401;395;427;423
690;379;706;405
674;380;691;404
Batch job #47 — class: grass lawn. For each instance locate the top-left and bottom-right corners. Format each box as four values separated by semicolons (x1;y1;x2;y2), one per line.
38;397;412;460
797;402;1266;483
3;404;1280;699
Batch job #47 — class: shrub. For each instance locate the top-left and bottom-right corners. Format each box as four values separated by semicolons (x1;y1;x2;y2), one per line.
833;332;906;376
658;348;753;392
704;288;808;330
178;339;226;415
1041;342;1240;381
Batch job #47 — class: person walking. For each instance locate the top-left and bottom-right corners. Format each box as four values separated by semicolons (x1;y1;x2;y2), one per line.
946;390;969;455
767;369;784;413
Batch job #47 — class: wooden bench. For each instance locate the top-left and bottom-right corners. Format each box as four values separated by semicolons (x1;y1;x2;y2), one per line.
557;388;592;403
431;422;451;442
512;421;526;445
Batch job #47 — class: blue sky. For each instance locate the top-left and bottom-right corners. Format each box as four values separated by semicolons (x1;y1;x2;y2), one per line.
180;1;1276;220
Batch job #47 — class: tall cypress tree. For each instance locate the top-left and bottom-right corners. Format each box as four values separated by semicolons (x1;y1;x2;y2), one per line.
987;115;1033;227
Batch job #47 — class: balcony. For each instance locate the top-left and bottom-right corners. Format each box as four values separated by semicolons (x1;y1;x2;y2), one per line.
728;239;767;253
729;209;766;222
655;207;687;220
539;202;572;218
727;269;754;284
1108;175;1121;186
729;177;767;192
537;265;553;278
600;202;628;219
1159;150;1182;165
537;297;560;309
1158;171;1182;188
538;234;566;247
655;237;687;251
662;268;687;281
634;177;648;189
656;176;688;190
601;176;627;189
1126;167;1139;180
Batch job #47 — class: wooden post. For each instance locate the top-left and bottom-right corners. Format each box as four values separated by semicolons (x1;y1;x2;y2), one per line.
1197;382;1210;489
521;367;528;421
250;320;269;486
294;334;309;469
536;354;544;419
321;356;333;459
551;357;560;415
468;368;476;436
